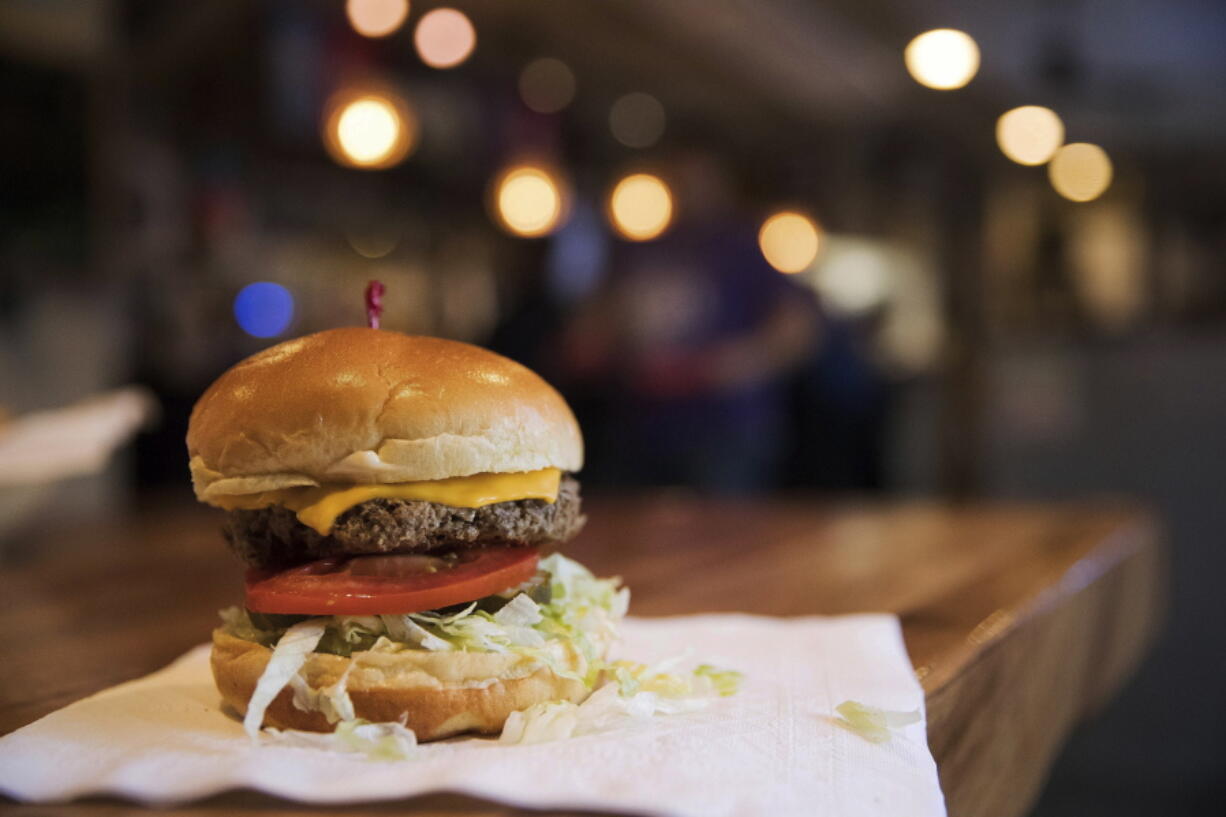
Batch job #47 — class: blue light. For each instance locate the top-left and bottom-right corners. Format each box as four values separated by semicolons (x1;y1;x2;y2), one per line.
234;282;294;338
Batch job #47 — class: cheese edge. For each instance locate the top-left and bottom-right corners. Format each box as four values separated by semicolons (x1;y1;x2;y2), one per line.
206;469;562;535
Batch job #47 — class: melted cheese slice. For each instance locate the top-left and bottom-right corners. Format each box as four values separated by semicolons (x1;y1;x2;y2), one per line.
210;468;561;535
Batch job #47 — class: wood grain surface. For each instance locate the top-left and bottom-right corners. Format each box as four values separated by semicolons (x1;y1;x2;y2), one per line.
0;495;1164;817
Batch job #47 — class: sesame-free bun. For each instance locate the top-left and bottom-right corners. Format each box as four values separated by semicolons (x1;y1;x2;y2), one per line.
187;329;582;500
210;630;593;740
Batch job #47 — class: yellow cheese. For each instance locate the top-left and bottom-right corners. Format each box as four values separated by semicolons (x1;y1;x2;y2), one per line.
210;468;561;535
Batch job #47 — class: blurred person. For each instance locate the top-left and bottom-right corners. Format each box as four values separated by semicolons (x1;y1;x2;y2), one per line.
488;201;618;489
783;309;892;492
558;151;817;494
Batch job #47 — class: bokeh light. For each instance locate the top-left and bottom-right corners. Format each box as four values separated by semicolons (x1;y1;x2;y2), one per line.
338;99;399;163
346;223;401;259
904;29;980;90
345;0;409;39
759;211;821;273
608;173;673;241
1049;142;1114;202
996;106;1064;166
234;283;294;338
1069;203;1145;331
815;245;890;314
609;92;666;148
519;58;576;114
493;165;567;238
414;8;476;69
322;89;416;170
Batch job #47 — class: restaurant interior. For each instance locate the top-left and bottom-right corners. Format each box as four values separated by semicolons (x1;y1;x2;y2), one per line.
2;0;1225;813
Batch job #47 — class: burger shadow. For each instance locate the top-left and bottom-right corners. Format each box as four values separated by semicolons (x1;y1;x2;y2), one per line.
30;789;626;814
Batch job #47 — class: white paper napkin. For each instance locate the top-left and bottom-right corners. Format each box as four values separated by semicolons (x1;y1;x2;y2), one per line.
0;614;946;817
0;387;156;486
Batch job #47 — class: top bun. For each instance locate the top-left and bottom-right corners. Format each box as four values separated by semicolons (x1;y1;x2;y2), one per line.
187;329;582;500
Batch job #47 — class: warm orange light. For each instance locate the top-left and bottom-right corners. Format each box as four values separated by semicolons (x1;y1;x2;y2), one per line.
609;92;666;148
493;165;567;238
904;29;979;90
759;211;821;273
345;0;409;38
1049;143;1113;202
519;58;576;114
608;173;673;241
996;106;1064;166
414;7;475;69
323;89;416;170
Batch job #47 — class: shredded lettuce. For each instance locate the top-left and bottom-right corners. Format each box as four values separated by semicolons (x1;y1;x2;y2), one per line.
232;553;744;750
694;664;745;697
243;619;328;739
220;555;625;664
366;635;408;653
499;660;744;745
333;719;417;760
218;606;282;646
224;554;629;738
378;614;454;651
612;658;741;699
531;553;628;685
833;700;921;743
411;606;538;653
500;699;582;745
264;719;418;760
494;592;544;627
289;663;355;724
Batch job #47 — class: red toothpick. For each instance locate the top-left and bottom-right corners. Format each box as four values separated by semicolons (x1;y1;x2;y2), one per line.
365;280;385;329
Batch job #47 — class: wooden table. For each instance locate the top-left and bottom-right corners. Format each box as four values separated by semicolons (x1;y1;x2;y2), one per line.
0;495;1164;817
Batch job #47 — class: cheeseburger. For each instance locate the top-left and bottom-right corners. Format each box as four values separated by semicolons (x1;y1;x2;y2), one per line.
189;328;626;740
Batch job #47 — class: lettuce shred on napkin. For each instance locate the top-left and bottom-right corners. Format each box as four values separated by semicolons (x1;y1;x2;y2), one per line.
499;659;744;745
265;719;418;761
833;700;920;743
261;658;744;757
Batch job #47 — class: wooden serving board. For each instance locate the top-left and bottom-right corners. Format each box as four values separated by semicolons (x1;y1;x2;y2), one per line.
0;496;1163;817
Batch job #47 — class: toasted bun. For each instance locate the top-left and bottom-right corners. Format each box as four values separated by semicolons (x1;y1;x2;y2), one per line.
211;630;594;740
187;329;583;500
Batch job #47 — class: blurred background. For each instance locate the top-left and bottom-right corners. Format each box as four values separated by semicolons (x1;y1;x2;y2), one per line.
1;0;1224;813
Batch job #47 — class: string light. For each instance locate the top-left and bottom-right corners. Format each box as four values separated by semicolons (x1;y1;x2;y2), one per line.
759;211;821;273
1049;143;1113;202
904;29;979;90
609;92;666;148
414;7;476;69
345;0;409;39
519;58;576;114
322;88;416;170
996;106;1064;166
608;173;673;241
493;165;567;238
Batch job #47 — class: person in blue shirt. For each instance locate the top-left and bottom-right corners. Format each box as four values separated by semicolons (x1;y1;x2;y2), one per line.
560;151;818;494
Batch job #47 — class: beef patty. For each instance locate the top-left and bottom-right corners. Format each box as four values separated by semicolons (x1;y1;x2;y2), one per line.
224;475;585;569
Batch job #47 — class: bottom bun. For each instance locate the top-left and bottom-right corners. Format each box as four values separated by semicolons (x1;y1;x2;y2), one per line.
211;630;595;741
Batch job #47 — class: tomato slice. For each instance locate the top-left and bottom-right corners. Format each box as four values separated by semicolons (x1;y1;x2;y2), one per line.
244;547;540;615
